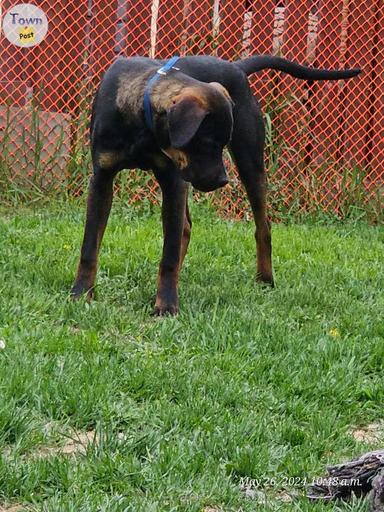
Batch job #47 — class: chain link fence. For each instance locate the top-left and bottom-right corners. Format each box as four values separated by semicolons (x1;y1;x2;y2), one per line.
0;0;383;219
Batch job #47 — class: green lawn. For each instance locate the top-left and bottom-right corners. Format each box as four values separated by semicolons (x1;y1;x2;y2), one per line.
0;201;383;511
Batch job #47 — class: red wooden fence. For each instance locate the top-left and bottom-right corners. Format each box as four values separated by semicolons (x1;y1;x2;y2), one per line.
0;0;382;217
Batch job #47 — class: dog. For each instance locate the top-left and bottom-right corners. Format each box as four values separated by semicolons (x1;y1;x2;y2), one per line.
71;55;360;315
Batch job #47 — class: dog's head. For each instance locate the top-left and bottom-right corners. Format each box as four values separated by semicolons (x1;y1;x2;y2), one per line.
156;82;234;192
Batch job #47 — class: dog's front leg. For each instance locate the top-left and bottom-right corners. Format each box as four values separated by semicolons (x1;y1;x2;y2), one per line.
229;99;274;287
153;169;188;316
71;168;116;300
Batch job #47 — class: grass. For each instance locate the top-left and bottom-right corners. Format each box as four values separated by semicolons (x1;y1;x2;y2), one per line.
0;200;383;511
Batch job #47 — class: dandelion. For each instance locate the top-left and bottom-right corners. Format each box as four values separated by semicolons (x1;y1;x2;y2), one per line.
63;243;71;250
329;328;340;338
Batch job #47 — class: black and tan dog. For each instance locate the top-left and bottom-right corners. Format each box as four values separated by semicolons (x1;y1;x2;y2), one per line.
71;55;360;314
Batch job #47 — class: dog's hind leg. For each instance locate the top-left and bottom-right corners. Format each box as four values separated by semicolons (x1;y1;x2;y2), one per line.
180;196;192;267
229;98;274;287
153;168;189;315
71;167;116;300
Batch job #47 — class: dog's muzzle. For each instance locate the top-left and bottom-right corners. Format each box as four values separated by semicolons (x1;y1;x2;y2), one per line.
191;175;229;192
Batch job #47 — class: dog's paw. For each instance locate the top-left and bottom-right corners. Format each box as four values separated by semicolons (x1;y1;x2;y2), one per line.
70;284;94;301
256;273;275;288
152;303;179;316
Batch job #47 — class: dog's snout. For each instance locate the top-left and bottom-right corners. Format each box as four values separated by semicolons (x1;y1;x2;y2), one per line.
192;176;228;192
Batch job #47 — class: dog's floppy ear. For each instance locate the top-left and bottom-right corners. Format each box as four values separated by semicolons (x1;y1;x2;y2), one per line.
167;95;208;148
209;82;234;106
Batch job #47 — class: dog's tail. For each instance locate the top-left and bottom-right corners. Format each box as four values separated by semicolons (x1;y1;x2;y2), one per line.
235;55;361;80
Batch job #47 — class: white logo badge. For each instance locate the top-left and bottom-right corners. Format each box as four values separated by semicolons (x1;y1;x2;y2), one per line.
2;4;48;48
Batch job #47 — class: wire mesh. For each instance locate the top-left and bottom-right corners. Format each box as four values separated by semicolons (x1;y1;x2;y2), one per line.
0;0;382;218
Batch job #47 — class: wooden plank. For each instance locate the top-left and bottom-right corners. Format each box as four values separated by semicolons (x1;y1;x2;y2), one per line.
249;0;275;55
119;0;152;56
279;0;313;191
281;0;313;111
309;0;344;166
184;0;214;54
367;0;384;190
217;0;246;60
0;106;71;184
247;0;276;105
90;0;118;81
59;0;89;113
24;0;78;112
155;0;185;58
0;0;30;105
341;0;377;168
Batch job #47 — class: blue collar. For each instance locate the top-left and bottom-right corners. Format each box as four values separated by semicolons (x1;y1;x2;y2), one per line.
143;56;180;132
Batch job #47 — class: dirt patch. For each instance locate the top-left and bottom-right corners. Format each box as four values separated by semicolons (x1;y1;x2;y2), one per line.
2;429;100;461
350;422;384;444
59;430;97;455
0;505;28;511
33;430;98;458
276;490;295;503
239;479;299;505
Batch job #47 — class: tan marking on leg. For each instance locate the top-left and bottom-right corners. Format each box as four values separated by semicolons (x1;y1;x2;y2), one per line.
180;213;191;267
256;220;273;284
98;151;123;169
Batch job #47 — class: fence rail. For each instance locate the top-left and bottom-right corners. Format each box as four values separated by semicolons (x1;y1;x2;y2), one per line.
0;0;383;219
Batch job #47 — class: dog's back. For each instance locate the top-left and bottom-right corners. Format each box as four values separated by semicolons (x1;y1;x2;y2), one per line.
72;54;360;314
